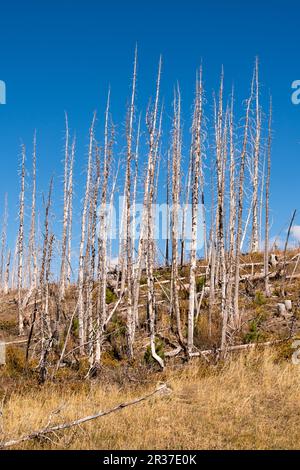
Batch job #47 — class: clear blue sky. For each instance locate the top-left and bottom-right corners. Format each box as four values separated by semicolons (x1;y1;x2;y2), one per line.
0;0;299;254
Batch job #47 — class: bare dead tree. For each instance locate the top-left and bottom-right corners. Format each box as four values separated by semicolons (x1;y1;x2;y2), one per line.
226;91;236;321
95;92;113;365
4;249;11;295
145;57;164;368
180;151;192;267
59;114;70;299
165;150;171;267
125;47;137;358
66;136;75;286
87;149;100;365
264;97;272;297
78;113;96;354
171;85;185;349
251;58;261;253
0;193;8;290
17;145;26;335
38;178;54;383
188;69;203;355
233;73;254;323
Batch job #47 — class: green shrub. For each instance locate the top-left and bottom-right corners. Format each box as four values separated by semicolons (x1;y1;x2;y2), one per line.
72;317;79;338
244;320;262;344
254;291;266;306
196;276;206;293
106;287;117;305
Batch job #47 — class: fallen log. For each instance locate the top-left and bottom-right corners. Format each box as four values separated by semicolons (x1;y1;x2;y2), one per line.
0;384;169;449
191;339;286;359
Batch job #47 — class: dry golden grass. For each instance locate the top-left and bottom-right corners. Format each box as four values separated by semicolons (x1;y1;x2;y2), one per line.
1;349;300;450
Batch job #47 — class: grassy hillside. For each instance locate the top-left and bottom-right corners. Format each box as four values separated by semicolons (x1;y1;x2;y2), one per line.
0;348;299;450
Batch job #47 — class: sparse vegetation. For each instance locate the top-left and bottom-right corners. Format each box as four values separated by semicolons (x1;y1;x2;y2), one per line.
0;51;299;451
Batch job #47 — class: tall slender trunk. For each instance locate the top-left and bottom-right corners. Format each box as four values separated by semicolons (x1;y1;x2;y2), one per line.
234;74;254;322
78;113;96;353
0;193;8;290
17;145;26;335
188;69;203;354
171;86;184;348
126;48;137;358
146;57;164;368
59;114;70;299
251;58;261;253
66;137;75;285
28;132;37;290
264;98;272;297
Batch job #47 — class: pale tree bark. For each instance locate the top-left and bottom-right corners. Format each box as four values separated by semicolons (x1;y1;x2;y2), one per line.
251;58;261;253
78;113;96;354
38;178;54;383
171;86;184;348
29;132;38;290
226;91;236;322
145;57;164;368
4;249;11;295
165;150;171;267
213;71;228;351
0;193;8;290
264;98;272;297
59;114;70;299
17;145;26;335
180;149;192;267
125;47;137;358
66;136;75;285
87;150;100;365
233;74;254;322
132;113;141;264
132;153;150;328
188;69;203;355
95;91;113;365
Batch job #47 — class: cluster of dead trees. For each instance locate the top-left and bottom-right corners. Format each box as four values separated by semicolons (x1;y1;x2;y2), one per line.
0;53;276;374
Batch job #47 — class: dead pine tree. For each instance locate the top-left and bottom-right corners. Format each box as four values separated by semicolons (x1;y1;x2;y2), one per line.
86;149;100;366
0;193;8;291
66;136;75;286
145;57;164;369
264;98;272;297
165;150;171;267
251;57;261;253
233;72;254;323
78;113;96;354
188;69;204;355
95;91;114;366
4;249;11;294
17;145;26;335
125;47;137;359
213;70;229;351
29;132;38;291
170;85;185;350
180;148;192;268
226;90;237;323
38;178;54;383
59;114;70;300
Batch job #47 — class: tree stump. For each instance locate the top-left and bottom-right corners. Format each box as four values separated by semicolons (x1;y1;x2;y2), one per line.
277;303;287;317
284;300;292;312
0;342;6;366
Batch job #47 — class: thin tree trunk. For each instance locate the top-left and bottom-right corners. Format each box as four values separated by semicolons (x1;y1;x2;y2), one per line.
233;73;254;322
264;98;272;297
59;114;70;299
188;69;203;355
78;113;96;354
17;145;26;335
251;58;261;253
